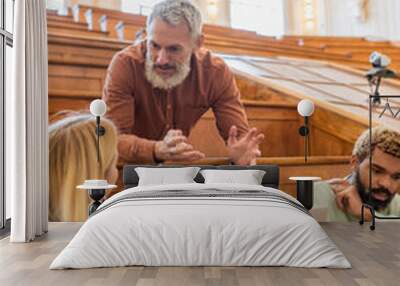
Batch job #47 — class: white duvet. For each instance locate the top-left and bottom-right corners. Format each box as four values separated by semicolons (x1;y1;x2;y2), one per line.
50;183;351;269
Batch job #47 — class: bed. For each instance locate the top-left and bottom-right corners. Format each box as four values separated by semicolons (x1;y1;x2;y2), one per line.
50;165;350;269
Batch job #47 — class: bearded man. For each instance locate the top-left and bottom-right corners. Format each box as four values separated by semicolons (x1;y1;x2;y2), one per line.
313;126;400;221
103;0;263;164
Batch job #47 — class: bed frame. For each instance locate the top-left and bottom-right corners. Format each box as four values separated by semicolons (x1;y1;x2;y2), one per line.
123;165;280;189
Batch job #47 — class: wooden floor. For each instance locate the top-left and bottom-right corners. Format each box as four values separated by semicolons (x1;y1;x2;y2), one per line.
0;222;399;286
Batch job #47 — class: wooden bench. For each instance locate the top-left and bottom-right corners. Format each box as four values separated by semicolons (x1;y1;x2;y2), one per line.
47;20;109;38
47;8;391;72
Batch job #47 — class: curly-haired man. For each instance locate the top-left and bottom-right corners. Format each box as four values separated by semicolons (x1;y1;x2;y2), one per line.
313;126;400;221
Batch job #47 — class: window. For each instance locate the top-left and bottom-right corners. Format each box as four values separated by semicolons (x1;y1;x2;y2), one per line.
230;0;285;36
46;0;63;11
302;0;318;34
121;0;157;16
0;0;13;234
5;0;12;32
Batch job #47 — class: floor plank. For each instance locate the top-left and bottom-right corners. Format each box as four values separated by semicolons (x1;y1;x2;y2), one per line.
1;222;400;286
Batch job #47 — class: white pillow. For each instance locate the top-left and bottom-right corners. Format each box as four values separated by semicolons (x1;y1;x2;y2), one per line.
200;169;266;185
135;167;201;186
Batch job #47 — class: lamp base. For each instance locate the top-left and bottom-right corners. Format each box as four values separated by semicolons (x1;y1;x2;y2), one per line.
289;177;321;210
88;189;106;216
296;180;314;210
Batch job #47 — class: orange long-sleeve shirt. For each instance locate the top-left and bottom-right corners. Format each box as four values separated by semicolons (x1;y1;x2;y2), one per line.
103;41;249;163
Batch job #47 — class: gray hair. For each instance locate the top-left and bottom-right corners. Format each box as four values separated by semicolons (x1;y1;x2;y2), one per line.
147;0;202;39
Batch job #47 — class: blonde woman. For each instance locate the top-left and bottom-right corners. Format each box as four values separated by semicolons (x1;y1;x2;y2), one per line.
49;114;118;222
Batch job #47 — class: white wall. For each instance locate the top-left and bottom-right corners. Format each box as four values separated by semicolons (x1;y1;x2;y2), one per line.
230;0;285;36
120;0;231;27
322;0;400;41
49;0;400;40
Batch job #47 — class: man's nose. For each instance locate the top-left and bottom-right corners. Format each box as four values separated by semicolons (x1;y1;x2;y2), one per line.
156;49;169;65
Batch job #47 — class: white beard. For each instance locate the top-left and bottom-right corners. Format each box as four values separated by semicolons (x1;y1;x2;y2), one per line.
144;52;191;90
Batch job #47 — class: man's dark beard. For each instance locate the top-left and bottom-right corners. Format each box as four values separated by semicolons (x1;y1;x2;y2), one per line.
354;170;394;210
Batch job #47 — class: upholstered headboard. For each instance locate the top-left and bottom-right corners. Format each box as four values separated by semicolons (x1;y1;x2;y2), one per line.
123;165;280;189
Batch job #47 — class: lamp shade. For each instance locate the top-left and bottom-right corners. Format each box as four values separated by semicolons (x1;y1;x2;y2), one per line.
369;51;391;68
90;99;107;116
297;99;314;117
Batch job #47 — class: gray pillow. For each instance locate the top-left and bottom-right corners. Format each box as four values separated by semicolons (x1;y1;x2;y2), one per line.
135;167;201;186
200;169;266;185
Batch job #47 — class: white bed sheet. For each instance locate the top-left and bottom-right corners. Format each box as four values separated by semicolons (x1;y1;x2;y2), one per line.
50;183;351;269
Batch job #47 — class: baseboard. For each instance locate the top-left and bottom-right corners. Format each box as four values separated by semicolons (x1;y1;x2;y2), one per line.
0;218;11;239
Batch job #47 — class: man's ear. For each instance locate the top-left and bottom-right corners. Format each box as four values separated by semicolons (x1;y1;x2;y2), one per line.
350;155;360;171
194;34;204;51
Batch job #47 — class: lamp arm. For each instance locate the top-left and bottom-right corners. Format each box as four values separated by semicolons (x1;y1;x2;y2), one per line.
305;116;308;163
96;116;100;163
373;76;382;104
298;116;310;163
